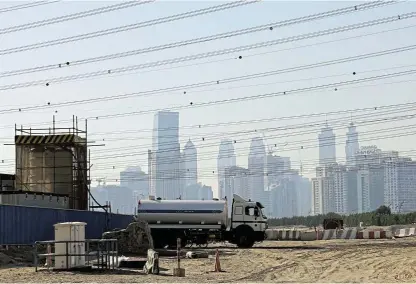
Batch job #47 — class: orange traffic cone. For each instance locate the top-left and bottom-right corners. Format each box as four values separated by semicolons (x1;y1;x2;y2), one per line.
214;249;222;272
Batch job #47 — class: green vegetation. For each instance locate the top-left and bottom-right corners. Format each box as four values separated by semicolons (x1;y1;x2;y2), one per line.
268;206;416;227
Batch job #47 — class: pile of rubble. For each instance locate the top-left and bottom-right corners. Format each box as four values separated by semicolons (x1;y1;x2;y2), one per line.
0;246;37;267
102;221;154;255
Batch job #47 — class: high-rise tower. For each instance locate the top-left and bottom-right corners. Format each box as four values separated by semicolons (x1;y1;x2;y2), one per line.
248;136;266;201
151;111;181;199
318;124;336;166
217;139;236;199
182;139;197;187
345;122;359;167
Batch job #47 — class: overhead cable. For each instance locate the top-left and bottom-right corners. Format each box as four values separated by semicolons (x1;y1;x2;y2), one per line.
0;1;59;14
5;67;416;131
0;0;258;56
0;0;398;77
1;11;415;91
0;0;155;34
0;40;415;115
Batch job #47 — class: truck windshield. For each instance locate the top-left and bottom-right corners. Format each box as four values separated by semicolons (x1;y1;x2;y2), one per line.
261;208;267;219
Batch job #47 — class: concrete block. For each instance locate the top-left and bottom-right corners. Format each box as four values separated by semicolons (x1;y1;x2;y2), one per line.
300;231;317;241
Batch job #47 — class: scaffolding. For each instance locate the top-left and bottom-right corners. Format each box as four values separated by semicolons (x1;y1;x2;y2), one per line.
14;116;89;210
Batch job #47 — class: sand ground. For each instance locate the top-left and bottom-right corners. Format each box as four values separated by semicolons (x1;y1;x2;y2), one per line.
1;238;416;283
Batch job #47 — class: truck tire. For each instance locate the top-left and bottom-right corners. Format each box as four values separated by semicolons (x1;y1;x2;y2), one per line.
235;225;255;248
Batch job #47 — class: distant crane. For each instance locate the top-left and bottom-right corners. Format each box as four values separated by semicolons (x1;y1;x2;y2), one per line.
261;132;276;156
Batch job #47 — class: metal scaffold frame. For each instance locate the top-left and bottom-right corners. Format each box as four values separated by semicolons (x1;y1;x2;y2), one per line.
14;115;90;210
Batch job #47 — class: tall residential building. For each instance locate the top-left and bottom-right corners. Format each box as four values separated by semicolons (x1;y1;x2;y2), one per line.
345;122;359;167
318;124;336;166
355;146;397;213
223;166;249;215
217;139;236;199
312;164;348;215
346;168;358;213
225;166;249;197
265;154;291;189
120;166;149;198
269;171;298;218
296;176;312;216
182;139;198;188
151;111;181;200
248;137;266;201
384;158;416;213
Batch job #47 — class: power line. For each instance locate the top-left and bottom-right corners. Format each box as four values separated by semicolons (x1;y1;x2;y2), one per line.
2;110;415;167
2;11;414;91
0;1;59;14
89;83;416;136
83;68;416;121
0;0;155;34
88;122;416;166
4;67;416;133
83;129;416;173
0;0;397;78
91;107;416;147
4;124;416;173
40;23;416;91
2;42;415;117
92;146;416;178
0;0;258;56
0;93;412;148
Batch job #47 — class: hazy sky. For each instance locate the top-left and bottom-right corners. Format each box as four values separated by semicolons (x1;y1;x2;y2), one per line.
0;0;415;196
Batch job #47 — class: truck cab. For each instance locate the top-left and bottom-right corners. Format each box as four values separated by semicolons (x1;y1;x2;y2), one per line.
229;194;268;248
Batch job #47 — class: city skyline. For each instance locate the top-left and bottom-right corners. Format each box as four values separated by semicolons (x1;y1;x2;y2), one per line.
0;1;415;215
0;1;415;198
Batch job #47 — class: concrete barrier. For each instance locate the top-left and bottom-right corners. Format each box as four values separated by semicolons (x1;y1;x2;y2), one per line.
265;229;301;240
300;231;317;241
356;230;393;239
394;227;416;238
266;227;396;242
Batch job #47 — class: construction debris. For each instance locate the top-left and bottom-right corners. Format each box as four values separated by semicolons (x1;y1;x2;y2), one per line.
143;249;159;275
0;246;41;267
102;221;154;255
185;251;209;259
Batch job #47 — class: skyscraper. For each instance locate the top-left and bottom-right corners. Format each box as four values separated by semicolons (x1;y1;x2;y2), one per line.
312;164;348;215
151;111;181;200
217;139;236;199
248;136;266;202
345;122;359;167
318;124;336;166
182;139;198;187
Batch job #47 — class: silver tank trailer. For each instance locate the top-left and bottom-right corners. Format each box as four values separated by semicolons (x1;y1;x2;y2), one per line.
136;199;228;226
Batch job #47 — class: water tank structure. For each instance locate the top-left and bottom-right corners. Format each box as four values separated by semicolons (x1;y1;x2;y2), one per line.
54;222;86;269
136;199;228;226
13;118;89;210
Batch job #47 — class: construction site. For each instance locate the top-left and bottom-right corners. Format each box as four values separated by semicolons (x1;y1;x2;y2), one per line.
0;237;415;282
0;118;414;282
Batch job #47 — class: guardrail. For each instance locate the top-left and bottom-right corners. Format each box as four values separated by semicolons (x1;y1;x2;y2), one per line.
34;239;118;272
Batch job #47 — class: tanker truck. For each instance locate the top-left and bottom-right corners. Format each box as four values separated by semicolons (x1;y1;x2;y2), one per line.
134;194;268;248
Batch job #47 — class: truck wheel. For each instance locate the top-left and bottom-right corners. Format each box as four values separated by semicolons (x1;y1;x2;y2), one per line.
235;226;255;248
236;235;255;248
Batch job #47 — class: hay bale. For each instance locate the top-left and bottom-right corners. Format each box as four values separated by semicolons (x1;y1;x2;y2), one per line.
102;221;154;255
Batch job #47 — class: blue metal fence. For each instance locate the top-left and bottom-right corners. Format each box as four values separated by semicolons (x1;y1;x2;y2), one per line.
0;204;134;245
